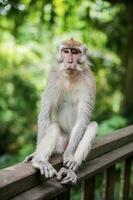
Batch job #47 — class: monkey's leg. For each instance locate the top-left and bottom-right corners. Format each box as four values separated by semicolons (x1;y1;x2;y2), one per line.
65;121;98;171
32;123;61;178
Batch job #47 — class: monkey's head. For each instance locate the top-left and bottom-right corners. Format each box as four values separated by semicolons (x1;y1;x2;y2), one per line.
56;38;88;72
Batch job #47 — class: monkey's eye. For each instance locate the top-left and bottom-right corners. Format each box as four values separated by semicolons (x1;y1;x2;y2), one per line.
72;50;79;55
63;49;69;54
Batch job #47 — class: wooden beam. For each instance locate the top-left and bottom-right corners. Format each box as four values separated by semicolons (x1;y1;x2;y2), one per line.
11;179;67;200
11;141;133;200
0;125;133;199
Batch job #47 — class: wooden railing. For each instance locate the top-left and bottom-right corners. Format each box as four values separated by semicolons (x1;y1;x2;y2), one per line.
0;125;133;200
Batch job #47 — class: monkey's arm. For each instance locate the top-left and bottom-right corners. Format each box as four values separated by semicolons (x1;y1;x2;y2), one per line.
23;77;56;163
37;92;51;145
37;72;61;145
23;89;52;163
23;88;53;163
31;72;62;177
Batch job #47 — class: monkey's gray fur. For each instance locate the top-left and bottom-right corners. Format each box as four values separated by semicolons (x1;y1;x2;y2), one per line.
24;38;98;184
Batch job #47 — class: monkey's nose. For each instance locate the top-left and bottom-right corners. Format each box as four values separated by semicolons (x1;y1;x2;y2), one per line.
68;60;73;63
68;54;73;63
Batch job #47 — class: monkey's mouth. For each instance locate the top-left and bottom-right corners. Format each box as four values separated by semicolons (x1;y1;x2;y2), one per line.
65;69;76;73
66;68;74;71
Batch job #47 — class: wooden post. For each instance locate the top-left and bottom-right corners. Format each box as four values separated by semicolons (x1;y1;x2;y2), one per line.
81;176;95;200
121;157;132;200
57;187;70;200
104;165;115;200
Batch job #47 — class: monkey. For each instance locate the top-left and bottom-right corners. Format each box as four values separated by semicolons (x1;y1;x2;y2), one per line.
24;38;98;184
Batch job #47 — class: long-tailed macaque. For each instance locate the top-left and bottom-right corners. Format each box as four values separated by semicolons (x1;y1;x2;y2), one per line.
24;38;98;184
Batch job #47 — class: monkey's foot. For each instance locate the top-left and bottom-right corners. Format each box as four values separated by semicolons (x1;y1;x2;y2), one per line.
63;156;78;171
56;167;77;184
23;152;35;163
32;159;57;178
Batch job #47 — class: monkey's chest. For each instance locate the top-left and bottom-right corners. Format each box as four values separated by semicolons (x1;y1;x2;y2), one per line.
57;94;78;133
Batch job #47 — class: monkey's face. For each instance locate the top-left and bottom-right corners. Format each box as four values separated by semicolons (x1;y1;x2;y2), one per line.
56;39;88;72
60;48;83;71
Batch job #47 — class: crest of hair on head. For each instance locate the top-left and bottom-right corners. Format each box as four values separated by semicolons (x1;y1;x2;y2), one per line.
62;37;82;47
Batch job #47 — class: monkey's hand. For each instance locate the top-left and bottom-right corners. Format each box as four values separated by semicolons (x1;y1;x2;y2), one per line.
23;152;35;163
56;167;77;184
32;157;57;178
63;153;78;171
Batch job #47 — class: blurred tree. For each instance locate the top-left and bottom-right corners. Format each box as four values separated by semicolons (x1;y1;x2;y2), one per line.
122;4;133;121
104;0;133;121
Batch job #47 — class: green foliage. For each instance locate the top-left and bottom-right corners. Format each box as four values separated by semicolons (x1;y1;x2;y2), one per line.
0;0;131;170
99;115;127;136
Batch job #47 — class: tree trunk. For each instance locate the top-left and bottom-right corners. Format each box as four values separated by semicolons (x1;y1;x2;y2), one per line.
123;4;133;121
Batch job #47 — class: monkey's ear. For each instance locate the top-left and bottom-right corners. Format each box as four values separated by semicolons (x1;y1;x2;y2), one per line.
56;43;61;51
82;45;88;54
56;43;63;62
56;43;64;52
